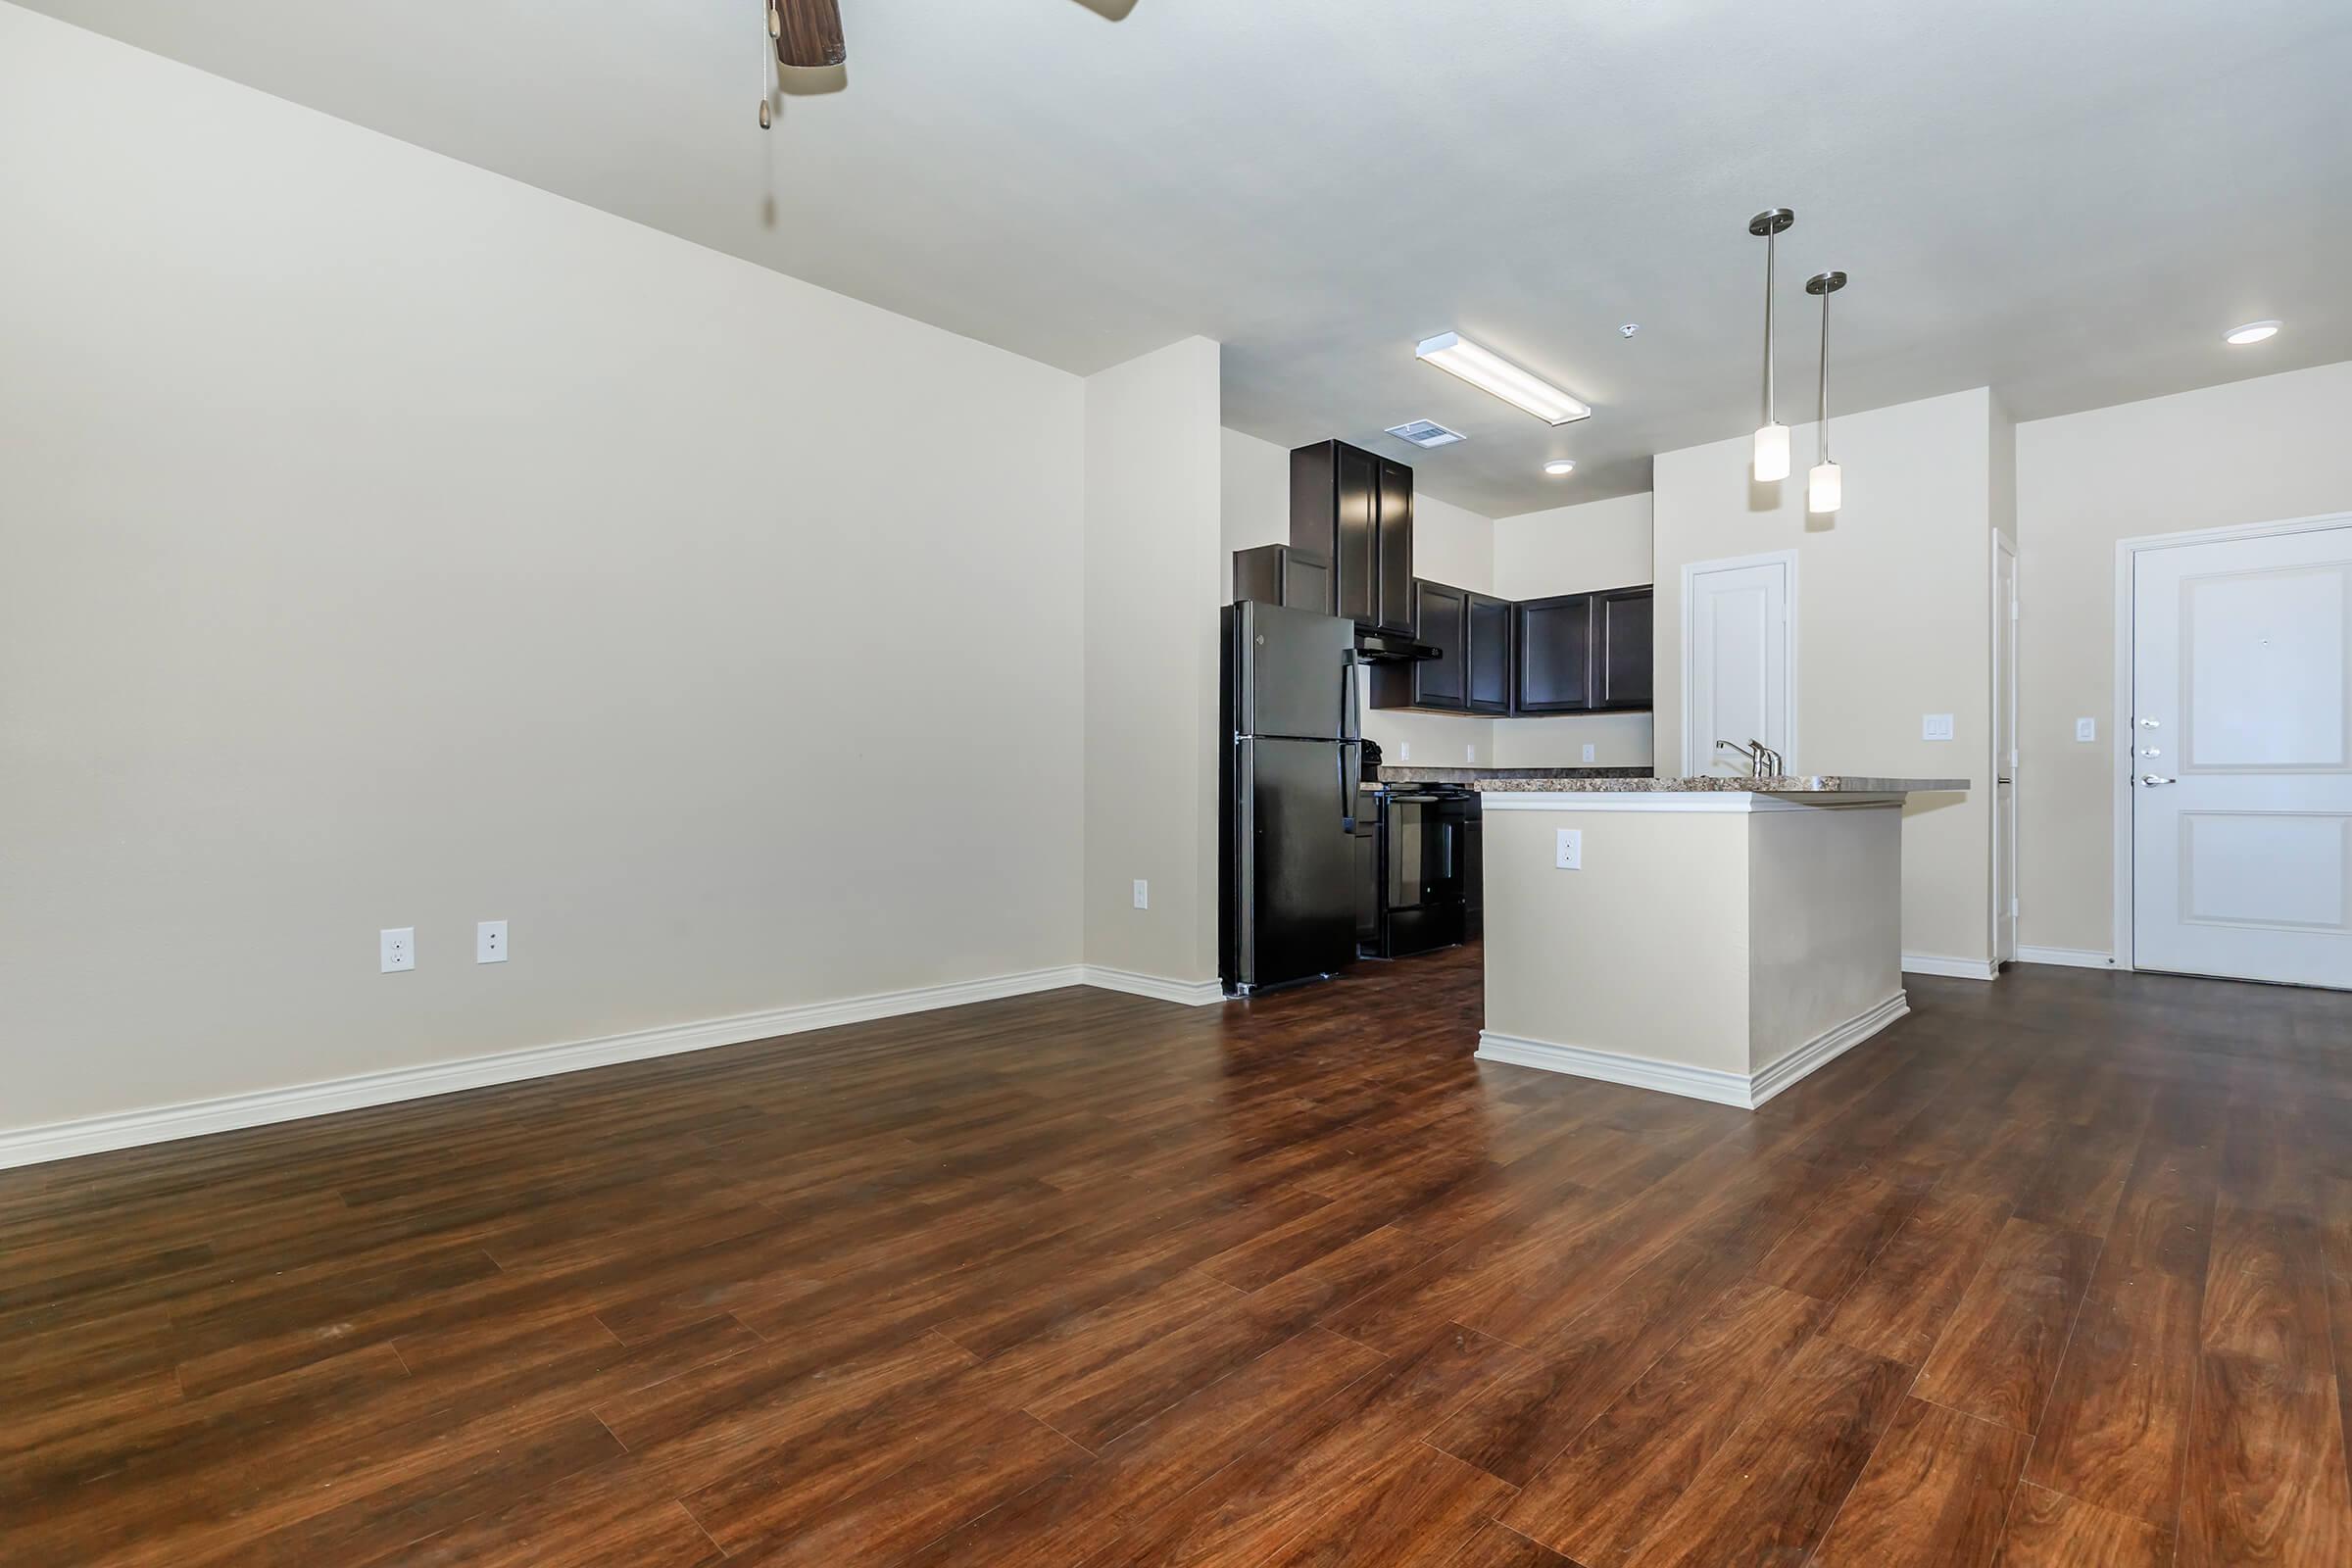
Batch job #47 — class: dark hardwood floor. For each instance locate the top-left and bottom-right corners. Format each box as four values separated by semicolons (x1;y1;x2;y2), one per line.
6;946;2352;1565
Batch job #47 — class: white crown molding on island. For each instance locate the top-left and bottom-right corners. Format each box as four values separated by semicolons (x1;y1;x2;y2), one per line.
2015;946;2119;970
1901;953;2000;981
1475;991;1909;1111
0;964;1224;1170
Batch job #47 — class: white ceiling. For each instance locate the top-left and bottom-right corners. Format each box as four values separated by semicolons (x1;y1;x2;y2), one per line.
24;0;2352;516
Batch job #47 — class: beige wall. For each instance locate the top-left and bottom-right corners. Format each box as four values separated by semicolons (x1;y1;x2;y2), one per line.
1492;493;1657;767
1481;808;1751;1074
1653;388;1996;966
1746;806;1905;1072
2015;360;2352;956
0;12;1088;1134
1482;799;1903;1090
1084;340;1225;985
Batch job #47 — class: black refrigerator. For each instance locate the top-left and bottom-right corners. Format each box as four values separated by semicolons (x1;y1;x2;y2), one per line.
1219;601;1363;995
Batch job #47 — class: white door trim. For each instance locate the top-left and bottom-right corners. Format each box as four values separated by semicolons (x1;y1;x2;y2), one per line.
1991;530;2019;965
2109;510;2352;973
1680;548;1799;776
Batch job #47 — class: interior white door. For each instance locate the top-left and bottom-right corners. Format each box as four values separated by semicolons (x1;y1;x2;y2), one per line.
1994;536;2019;963
2132;524;2352;988
1684;553;1794;776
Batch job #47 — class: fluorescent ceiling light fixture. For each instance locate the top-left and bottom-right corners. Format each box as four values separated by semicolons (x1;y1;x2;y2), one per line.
2225;319;2280;345
1544;460;1577;476
1415;333;1591;425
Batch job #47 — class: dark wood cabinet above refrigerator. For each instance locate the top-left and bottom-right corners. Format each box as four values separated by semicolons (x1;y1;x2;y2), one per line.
1291;440;1413;636
1230;544;1334;616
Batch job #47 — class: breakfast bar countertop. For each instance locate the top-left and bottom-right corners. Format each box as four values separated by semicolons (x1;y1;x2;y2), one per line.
1467;774;1970;794
1373;765;1652;784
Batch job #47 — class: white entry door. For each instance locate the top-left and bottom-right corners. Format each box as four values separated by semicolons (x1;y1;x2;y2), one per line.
2132;524;2352;988
1684;552;1795;776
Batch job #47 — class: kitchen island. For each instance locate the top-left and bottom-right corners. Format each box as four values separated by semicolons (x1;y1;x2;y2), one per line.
1471;775;1967;1108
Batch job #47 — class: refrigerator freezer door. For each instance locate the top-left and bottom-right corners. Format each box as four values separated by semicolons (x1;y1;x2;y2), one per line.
1237;736;1358;989
1237;602;1357;742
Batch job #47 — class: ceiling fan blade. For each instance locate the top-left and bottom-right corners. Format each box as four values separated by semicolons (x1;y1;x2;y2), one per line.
774;0;847;68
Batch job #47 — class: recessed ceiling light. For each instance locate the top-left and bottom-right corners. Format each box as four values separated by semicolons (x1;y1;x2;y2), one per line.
2225;319;2280;346
1415;333;1592;426
1544;460;1577;477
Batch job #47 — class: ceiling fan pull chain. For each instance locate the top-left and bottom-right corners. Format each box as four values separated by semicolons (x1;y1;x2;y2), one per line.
758;3;777;128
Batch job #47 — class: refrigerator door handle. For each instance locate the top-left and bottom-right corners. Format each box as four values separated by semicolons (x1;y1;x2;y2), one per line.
1340;743;1360;831
1341;651;1362;746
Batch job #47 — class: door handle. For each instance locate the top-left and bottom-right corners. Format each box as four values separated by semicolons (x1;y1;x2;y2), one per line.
2139;774;2176;786
1341;653;1361;746
1341;744;1359;831
1997;775;2013;785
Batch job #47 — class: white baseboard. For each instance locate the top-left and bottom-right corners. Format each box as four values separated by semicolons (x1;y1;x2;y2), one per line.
1476;990;1910;1112
1902;952;2000;981
2015;946;2119;970
0;964;1102;1172
1078;967;1229;1007
1747;993;1912;1107
1474;1033;1755;1107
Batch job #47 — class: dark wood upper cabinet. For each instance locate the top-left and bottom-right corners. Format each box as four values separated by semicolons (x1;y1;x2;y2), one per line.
1592;586;1654;710
1513;593;1594;713
1466;593;1513;713
1291;440;1411;634
1369;578;1469;711
1231;543;1334;616
1375;462;1414;635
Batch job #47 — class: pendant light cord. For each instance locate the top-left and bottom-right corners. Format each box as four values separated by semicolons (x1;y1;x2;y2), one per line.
1762;227;1778;427
1816;284;1832;464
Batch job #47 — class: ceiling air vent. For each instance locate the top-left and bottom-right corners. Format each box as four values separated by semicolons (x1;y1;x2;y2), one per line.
1384;419;1466;449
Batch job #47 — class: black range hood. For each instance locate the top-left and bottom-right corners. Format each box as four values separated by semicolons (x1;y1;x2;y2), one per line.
1354;627;1441;663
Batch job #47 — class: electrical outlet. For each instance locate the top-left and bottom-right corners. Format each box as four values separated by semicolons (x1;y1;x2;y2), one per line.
1922;713;1956;742
476;920;508;964
1554;829;1582;870
1399;742;1410;761
1582;743;1596;763
1465;744;1476;763
1132;879;1149;910
2076;717;2097;742
380;927;415;973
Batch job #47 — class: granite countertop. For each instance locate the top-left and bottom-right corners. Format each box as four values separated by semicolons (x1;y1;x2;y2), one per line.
1468;774;1970;794
1375;766;1653;784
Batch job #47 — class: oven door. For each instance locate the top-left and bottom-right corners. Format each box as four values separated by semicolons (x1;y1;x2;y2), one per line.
1380;793;1467;956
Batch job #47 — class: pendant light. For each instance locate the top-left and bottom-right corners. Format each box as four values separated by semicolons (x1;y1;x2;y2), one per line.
1805;270;1847;514
1748;209;1794;482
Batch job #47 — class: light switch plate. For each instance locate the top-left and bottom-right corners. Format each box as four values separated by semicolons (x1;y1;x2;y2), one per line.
380;927;415;973
1582;743;1597;762
1555;828;1582;870
2076;717;2097;742
1132;879;1149;910
476;920;508;963
1922;713;1956;742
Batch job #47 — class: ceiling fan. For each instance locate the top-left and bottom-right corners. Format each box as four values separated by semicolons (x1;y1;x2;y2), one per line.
755;1;1130;123
769;0;848;70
